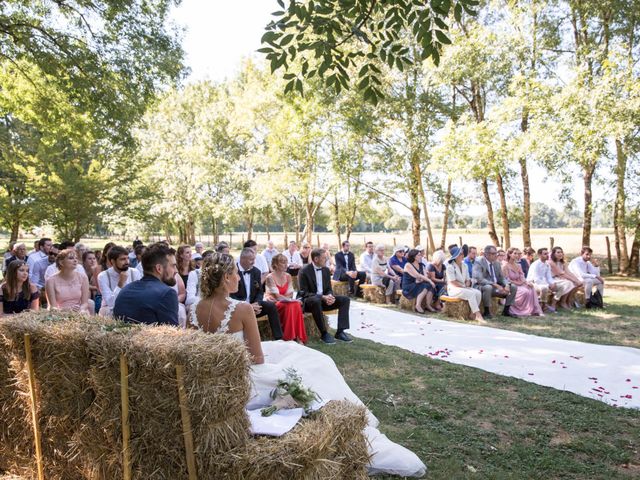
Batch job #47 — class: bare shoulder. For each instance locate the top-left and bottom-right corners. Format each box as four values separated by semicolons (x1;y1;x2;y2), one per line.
234;302;254;316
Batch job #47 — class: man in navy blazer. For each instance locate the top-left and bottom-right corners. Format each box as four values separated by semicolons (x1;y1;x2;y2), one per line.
113;243;179;325
230;248;283;340
299;248;352;344
333;240;366;297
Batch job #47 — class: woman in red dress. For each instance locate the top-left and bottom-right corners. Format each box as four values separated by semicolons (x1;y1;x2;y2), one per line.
264;253;307;344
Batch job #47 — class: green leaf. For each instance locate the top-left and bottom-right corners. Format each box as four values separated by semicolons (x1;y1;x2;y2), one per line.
435;30;451;45
280;34;294;46
454;3;463;22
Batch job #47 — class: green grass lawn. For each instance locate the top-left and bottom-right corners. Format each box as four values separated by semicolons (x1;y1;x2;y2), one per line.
305;277;640;479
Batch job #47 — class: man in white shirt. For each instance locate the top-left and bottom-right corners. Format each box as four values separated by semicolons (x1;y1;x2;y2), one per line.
97;245;142;316
27;237;52;272
283;241;303;276
358;241;375;280
262;240;278;267
243;239;269;282
526;248;565;312
569;246;604;307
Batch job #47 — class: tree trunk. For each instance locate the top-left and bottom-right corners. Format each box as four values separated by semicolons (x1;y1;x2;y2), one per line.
417;167;435;255
409;162;421;246
187;218;196;245
519;157;531;247
264;209;271;240
629;213;640;276
440;179;452;250
9;219;20;243
304;204;314;244
410;198;421;247
480;179;500;246
614;138;629;274
331;192;342;247
495;173;510;249
582;162;596;247
212;217;219;244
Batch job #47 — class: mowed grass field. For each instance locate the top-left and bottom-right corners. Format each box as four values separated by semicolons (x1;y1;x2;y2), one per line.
307;276;640;478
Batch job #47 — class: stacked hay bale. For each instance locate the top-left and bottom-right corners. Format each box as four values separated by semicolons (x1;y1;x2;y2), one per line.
360;284;386;304
330;280;349;297
0;312;102;479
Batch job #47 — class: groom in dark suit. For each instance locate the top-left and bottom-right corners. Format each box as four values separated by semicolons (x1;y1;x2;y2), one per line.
230;248;283;340
298;248;352;344
333;240;367;297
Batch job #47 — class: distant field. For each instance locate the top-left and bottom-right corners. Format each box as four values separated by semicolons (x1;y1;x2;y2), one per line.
1;228;625;266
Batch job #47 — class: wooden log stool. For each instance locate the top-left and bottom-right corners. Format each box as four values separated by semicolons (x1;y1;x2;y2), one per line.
331;280;350;297
360;284;386;304
441;295;472;320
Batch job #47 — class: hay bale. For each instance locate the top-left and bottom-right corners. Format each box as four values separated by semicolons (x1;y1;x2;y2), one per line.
0;311;103;479
399;294;416;312
257;316;273;341
442;296;472;320
360;285;386;304
75;325;252;480
215;400;369;479
330;281;349;297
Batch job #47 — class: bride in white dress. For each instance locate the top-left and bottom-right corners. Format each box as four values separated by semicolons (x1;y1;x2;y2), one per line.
190;253;426;478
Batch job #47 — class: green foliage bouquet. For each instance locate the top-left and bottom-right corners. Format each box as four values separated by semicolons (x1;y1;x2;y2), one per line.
261;368;321;417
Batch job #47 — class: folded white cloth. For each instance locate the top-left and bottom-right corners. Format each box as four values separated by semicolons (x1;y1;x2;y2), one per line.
247;407;303;436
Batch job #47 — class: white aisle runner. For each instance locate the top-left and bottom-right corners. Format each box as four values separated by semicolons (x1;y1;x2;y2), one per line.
326;302;640;409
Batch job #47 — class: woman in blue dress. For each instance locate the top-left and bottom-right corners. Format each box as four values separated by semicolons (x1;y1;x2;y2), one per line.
426;249;447;311
401;249;435;313
0;260;40;315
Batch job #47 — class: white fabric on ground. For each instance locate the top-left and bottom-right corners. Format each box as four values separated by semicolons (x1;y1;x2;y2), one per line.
247;407;304;436
327;303;640;409
249;341;427;477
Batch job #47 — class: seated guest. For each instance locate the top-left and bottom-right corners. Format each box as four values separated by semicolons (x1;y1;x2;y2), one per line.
265;253;307;343
215;242;230;254
262;240;279;267
45;241;87;281
45;249;91;315
31;244;59;290
520;247;535;278
244;240;269;282
371;244;398;304
526;248;567;312
334;241;367;297
74;243;88;263
5;242;27;270
2;242;15;275
129;239;143;268
113;243;179;325
171;268;188;328
97;245;142;316
463;246;477;278
283;241;303;279
134;244;146;274
186;250;213;309
299;242;312;265
230;248;283;340
82;250;100;313
298;248;352;344
1;260;40;315
426;250;447;311
359;241;375;280
402;248;436;313
497;249;507;266
473;245;516;318
176;245;193;287
193;241;204;257
27;240;39;257
549;247;582;309
321;242;335;273
502;248;543;316
192;253;203;269
27;237;52;272
568;246;605;308
446;246;484;321
388;246;407;278
415;245;429;269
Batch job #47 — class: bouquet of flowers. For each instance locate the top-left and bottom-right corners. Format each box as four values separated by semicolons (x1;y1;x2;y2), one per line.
261;368;321;417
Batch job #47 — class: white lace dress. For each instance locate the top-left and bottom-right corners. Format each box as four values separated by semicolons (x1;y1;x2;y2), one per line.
191;298;426;478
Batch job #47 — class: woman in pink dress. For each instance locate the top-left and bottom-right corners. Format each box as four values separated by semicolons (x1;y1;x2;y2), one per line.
264;253;307;344
45;249;91;314
501;248;543;317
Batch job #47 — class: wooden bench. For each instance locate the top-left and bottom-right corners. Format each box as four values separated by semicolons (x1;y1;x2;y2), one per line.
331;280;350;297
360;284;386;304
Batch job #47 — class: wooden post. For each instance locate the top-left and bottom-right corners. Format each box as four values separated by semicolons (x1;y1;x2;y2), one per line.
550;236;554;249
24;334;44;480
500;236;504;248
175;365;197;480
459;236;463;247
229;232;232;247
393;237;396;246
120;354;132;480
317;234;320;247
605;236;613;273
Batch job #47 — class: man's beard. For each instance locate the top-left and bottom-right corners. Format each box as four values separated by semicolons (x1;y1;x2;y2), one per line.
114;264;129;273
163;274;176;287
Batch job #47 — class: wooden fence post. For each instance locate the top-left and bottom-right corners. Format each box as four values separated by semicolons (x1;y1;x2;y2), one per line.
120;354;132;480
605;236;613;273
317;234;320;247
24;334;45;480
550;237;554;249
459;236;463;247
393;237;396;246
175;365;197;480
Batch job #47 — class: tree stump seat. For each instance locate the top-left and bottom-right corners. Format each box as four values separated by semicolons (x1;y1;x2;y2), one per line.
360;284;386;304
331;280;350;297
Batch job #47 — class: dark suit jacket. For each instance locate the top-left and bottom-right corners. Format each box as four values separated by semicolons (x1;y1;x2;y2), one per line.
230;266;263;303
113;275;179;325
333;251;356;280
298;263;333;299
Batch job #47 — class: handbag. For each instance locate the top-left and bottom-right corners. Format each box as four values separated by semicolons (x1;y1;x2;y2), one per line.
588;290;604;309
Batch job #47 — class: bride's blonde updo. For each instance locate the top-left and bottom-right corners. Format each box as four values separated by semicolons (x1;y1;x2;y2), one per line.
199;252;236;298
